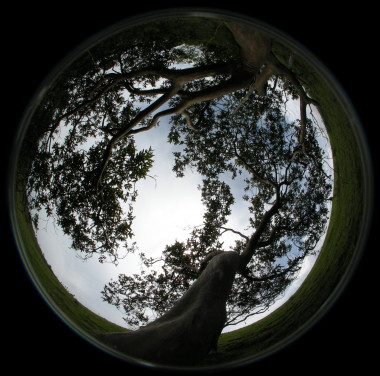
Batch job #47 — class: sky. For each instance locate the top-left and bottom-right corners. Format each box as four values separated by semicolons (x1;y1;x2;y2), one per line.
34;96;333;333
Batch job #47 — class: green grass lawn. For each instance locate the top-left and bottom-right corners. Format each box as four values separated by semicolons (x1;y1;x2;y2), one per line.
13;188;127;335
11;25;370;367
201;43;369;366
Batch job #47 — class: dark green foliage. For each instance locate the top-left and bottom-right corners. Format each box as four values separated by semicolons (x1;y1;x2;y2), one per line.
26;17;239;263
102;76;332;327
28;133;153;262
25;15;332;330
102;242;195;327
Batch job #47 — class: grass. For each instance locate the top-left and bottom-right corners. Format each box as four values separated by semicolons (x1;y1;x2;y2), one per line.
9;17;238;342
13;186;127;335
11;22;369;366
201;42;368;365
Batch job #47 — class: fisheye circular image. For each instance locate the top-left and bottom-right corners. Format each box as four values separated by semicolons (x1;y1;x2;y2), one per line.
8;8;373;372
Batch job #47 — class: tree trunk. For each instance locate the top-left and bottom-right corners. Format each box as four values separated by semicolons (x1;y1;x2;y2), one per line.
94;251;241;366
225;22;272;73
225;22;276;96
93;24;290;366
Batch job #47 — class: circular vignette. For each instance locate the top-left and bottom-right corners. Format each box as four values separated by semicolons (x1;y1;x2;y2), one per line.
8;7;374;373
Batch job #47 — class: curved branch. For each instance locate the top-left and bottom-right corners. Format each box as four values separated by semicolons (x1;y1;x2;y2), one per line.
123;81;168;96
181;110;197;130
94;83;181;191
256;225;278;247
224;305;269;327
267;54;318;107
233;146;278;189
239;194;281;269
48;62;237;140
266;54;319;153
221;226;249;241
240;256;301;282
95;73;252;190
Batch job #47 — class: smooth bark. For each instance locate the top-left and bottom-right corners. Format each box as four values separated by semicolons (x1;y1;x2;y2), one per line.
93;23;313;365
94;252;241;366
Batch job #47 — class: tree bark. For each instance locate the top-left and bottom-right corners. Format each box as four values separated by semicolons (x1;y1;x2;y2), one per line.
92;23;313;366
94;251;241;366
224;22;271;73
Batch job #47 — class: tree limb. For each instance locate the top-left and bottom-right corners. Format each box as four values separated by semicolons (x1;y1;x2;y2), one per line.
240;256;301;282
123;81;168;96
224;305;269;327
240;201;281;267
182;110;197;130
233;145;278;189
221;226;249;241
224;22;271;73
95;73;252;190
256;225;279;247
94;83;182;191
47;62;237;140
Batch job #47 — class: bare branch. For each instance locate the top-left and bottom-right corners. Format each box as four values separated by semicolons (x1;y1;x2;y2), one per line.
267;54;318;107
240;256;301;282
181;110;197;130
230;80;255;117
123;81;168;96
224;305;270;327
239;193;281;269
266;55;319;155
221;226;249;241
48;62;236;138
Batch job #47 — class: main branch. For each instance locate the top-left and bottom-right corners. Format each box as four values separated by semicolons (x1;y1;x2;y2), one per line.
239;196;281;269
94;71;253;191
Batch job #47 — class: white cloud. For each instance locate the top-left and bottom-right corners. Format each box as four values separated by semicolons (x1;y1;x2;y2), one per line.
34;97;333;333
35;118;206;327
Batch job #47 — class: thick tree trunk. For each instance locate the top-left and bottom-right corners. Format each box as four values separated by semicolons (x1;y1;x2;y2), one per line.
225;22;275;95
94;251;241;366
225;22;271;72
93;24;307;367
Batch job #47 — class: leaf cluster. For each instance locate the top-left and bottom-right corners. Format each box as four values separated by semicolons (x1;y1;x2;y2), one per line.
26;17;238;262
24;16;333;329
28;133;153;263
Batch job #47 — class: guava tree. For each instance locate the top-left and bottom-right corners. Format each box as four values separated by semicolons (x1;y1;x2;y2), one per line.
26;17;332;365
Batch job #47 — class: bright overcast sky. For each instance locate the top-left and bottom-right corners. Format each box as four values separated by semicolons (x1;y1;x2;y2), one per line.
34;98;333;332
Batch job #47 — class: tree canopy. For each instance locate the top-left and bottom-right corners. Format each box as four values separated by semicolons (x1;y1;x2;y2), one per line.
26;16;332;330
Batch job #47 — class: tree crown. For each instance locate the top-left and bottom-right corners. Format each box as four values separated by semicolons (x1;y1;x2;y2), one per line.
25;16;333;328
